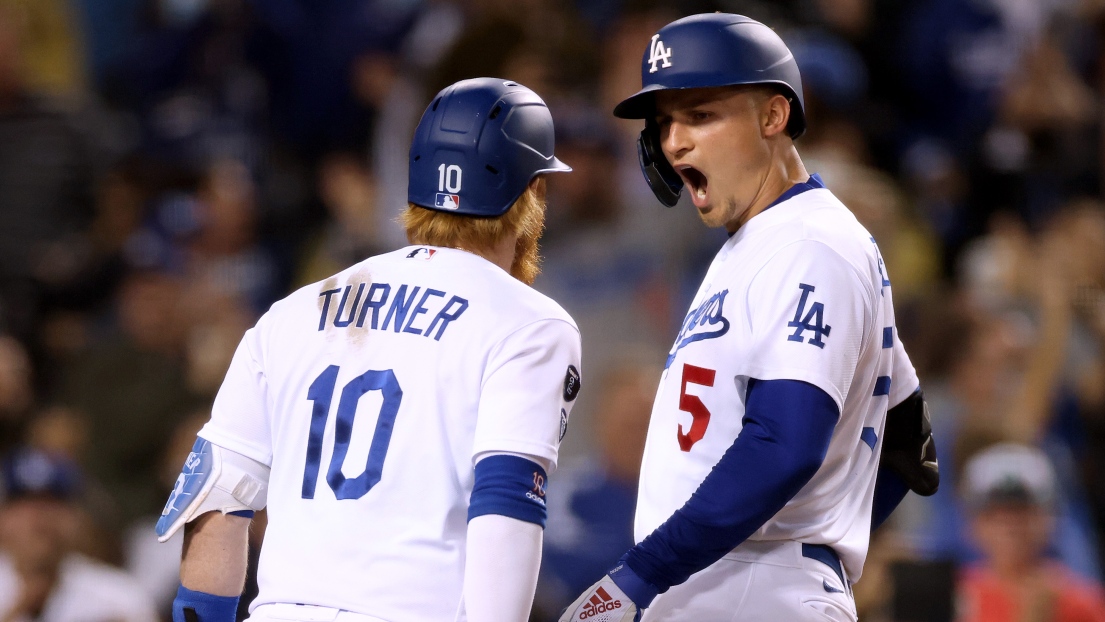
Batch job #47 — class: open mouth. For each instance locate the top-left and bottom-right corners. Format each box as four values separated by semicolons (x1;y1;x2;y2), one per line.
676;165;709;207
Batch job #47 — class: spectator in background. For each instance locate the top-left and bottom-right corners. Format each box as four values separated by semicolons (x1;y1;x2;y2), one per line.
957;443;1105;622
186;158;280;314
0;6;100;342
0;337;32;453
295;151;388;286
0;0;88;99
534;362;656;620
963;32;1101;248
57;265;198;525
0;447;156;622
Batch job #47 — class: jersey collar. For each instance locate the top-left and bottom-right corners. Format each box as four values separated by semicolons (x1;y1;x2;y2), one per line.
726;174;826;239
765;173;825;211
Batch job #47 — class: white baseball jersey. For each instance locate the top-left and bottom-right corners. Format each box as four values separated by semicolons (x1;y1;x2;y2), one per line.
199;246;582;620
635;186;918;581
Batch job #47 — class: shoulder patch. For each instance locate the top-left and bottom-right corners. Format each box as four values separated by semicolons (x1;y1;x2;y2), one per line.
563;365;581;402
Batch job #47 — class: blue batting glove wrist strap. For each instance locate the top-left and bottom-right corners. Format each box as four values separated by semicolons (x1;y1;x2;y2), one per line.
609;556;660;608
172;585;239;622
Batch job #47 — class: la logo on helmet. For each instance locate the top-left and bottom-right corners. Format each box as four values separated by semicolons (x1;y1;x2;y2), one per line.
648;34;673;73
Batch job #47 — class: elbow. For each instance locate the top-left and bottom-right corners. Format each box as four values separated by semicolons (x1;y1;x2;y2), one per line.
794;455;824;486
786;438;829;492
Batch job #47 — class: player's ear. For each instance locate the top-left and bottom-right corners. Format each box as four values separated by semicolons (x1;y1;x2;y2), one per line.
761;94;791;139
527;175;546;201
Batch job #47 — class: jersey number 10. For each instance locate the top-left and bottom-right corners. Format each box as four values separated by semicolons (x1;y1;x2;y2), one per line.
301;366;404;500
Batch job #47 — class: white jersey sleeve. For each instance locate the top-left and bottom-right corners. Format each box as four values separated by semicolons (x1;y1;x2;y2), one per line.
888;327;920;407
734;240;874;411
473;318;581;471
201;325;273;464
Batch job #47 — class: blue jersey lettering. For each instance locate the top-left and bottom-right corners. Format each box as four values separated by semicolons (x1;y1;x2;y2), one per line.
318;281;468;340
787;283;831;348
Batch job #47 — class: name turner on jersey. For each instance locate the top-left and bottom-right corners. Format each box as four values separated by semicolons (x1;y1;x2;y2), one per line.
316;280;469;340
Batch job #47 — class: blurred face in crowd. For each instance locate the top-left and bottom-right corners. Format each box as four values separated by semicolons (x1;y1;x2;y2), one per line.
118;272;184;353
318;153;378;237
654;85;793;232
597;365;657;483
1057;204;1105;287
0;496;77;573
547;143;618;227
0;336;32;418
952;315;1026;423
195;158;257;255
0;10;22;100
971;502;1053;574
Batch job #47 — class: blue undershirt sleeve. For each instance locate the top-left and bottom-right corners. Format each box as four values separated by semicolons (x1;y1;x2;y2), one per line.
870;465;910;532
621;378;839;596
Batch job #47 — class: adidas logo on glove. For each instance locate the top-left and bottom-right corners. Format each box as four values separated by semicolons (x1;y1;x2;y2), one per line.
578;587;622;619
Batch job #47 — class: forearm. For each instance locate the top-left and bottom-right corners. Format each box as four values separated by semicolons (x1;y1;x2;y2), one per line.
463;514;543;622
180;512;252;596
625;379;838;593
625;425;822;589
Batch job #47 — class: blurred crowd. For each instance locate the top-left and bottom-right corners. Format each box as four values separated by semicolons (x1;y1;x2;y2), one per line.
1;0;1105;620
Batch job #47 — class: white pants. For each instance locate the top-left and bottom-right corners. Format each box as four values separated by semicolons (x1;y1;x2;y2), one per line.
247;604;390;622
641;541;858;622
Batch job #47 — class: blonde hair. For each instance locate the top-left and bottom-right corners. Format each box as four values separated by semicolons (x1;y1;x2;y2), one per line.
400;178;547;284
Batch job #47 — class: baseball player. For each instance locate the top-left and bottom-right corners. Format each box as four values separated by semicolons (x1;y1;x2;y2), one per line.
560;14;939;622
155;78;582;622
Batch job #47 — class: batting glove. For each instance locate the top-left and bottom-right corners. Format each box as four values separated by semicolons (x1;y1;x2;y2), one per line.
558;559;659;622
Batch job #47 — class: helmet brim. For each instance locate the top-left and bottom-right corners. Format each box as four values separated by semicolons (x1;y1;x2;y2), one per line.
539;157;573;174
613;84;668;119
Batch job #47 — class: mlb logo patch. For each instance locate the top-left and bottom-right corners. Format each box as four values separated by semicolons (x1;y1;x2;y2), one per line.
405;247;437;260
435;193;461;210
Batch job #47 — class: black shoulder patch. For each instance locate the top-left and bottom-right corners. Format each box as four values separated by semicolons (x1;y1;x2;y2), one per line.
563;365;581;402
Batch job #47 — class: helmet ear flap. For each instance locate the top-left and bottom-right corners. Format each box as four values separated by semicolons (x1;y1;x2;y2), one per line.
637;119;683;207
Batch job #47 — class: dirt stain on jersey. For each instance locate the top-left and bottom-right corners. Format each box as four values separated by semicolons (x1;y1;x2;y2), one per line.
344;268;374;348
318;277;338;314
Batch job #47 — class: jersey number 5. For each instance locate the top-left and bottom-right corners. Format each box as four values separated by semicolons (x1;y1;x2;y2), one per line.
301;366;404;500
677;363;716;451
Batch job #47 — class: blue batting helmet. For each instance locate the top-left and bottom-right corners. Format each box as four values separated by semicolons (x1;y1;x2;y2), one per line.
408;78;571;217
614;13;806;135
614;14;806;206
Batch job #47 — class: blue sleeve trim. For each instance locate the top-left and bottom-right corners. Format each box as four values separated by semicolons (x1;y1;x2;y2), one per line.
624;378;839;593
172;585;239;622
609;555;661;608
227;510;255;518
860;427;877;449
873;376;892;396
468;455;548;528
871;466;910;532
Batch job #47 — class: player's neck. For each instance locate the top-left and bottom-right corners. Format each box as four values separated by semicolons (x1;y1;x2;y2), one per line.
731;146;808;232
455;234;518;275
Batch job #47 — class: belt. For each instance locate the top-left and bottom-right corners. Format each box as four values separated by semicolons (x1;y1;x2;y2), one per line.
801;543;846;587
